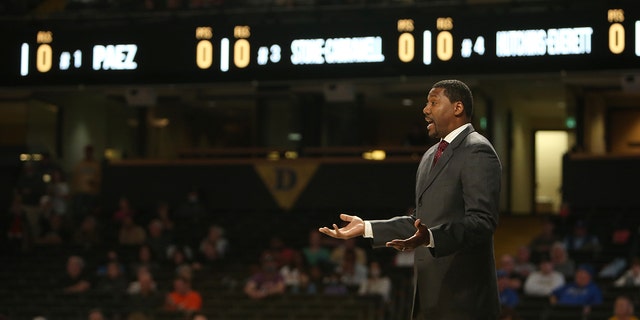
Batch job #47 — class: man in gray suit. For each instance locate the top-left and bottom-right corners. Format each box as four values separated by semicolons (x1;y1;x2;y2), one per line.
319;79;502;320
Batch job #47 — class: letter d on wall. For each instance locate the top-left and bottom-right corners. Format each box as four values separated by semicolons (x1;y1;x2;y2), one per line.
255;163;319;211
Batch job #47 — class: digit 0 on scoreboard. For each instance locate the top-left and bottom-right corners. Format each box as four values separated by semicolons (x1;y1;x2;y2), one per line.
233;25;250;69
36;31;53;73
436;17;453;61
397;19;415;63
608;9;625;54
196;26;214;69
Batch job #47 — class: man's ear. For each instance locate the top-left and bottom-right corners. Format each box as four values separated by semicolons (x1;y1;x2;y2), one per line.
453;101;465;117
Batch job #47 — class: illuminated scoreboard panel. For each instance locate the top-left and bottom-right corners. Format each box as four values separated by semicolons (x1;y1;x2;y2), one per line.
2;5;639;86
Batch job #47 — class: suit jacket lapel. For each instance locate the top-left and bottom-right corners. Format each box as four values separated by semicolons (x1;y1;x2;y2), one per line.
417;125;475;200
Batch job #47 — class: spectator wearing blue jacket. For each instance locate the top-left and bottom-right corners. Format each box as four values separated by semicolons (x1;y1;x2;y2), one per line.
550;264;603;315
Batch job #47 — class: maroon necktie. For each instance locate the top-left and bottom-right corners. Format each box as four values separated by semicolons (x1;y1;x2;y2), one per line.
432;140;449;167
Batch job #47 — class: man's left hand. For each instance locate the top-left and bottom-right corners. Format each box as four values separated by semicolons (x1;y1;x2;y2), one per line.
386;219;430;251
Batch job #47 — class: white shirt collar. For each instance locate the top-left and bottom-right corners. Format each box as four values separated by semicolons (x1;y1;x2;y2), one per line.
442;123;471;144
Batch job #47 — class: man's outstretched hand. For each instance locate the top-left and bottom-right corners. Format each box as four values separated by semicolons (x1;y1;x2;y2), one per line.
386;219;430;251
318;213;364;239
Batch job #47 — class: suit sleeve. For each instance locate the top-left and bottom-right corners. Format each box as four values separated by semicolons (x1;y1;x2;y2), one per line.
369;215;416;248
429;141;501;257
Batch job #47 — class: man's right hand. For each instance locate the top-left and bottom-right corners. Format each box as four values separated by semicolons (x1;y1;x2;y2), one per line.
318;213;364;239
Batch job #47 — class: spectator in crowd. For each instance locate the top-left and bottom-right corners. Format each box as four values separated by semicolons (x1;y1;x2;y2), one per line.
330;237;367;267
550;264;603;313
198;224;229;262
358;260;392;303
167;245;195;274
129;244;161;276
497;253;523;291
244;253;286;300
15;162;47;237
95;249;126;277
127;266;158;296
513;245;536;280
175;188;208;226
2;195;32;254
563;219;601;265
164;276;202;314
528;217;560;264
262;235;296;269
146;218;173;261
61;255;92;294
48;168;70;216
278;248;305;292
335;247;368;289
118;215;147;246
95;260;128;294
35;197;70;245
523;257;565;297
609;295;639;320
550;241;576;279
323;271;349;296
71;144;102;218
289;269;318;295
73;215;103;249
302;229;332;271
113;196;136;225
154;200;175;232
127;266;162;317
87;308;106;320
498;270;520;309
614;258;640;288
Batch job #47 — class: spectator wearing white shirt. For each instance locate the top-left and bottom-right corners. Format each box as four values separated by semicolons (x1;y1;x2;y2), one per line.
524;258;565;297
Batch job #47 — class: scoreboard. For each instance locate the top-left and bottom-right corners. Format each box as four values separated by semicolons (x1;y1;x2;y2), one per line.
1;4;639;86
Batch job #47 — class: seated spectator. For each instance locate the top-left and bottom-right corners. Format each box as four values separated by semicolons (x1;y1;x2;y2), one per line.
614;258;640;288
497;254;523;291
94;261;128;294
498;270;520;309
88;308;106;320
146;218;173;261
289;269;318;295
95;249;126;277
113;196;136;225
127;266;158;296
550;264;602;312
330;237;367;267
118;215;147;246
154;200;175;232
167;245;195;276
514;245;536;280
528;217;560;264
302;229;332;271
262;235;296;268
164;276;202;313
3;195;32;254
335;248;368;289
523;257;565;297
323;271;349;296
279;249;305;292
61;255;92;294
197;224;229;262
609;295;639;320
563;220;601;265
35;207;70;245
550;241;576;279
128;266;162;318
358;261;392;303
244;253;286;300
73;215;102;249
130;244;161;276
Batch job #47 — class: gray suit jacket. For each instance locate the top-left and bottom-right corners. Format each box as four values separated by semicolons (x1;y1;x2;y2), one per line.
370;124;502;320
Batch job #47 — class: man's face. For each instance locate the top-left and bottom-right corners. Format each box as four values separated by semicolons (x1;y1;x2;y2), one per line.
423;87;457;139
